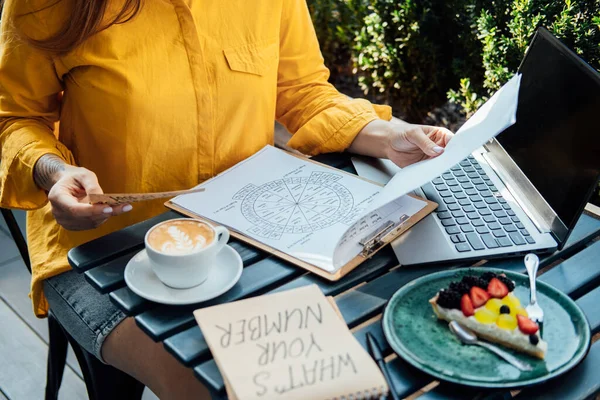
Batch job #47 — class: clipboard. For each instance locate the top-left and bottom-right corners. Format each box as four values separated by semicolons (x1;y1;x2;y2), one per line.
165;152;437;281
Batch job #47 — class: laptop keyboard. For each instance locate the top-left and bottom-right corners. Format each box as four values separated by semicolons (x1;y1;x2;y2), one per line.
421;155;536;252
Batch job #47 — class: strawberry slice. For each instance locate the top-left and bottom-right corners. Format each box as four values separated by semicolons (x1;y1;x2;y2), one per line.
470;286;491;308
487;277;509;298
461;294;474;317
517;314;539;334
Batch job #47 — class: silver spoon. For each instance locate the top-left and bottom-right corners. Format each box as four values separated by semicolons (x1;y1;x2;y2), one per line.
449;321;533;371
524;253;544;336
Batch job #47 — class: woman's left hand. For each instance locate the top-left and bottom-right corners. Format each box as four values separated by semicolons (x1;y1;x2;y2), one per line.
349;119;454;168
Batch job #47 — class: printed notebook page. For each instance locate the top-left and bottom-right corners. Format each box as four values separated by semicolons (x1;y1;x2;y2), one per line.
194;285;388;400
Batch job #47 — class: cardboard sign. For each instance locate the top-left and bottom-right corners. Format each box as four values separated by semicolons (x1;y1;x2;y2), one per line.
194;285;388;400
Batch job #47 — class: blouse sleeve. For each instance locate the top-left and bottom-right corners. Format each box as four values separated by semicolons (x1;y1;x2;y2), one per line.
0;0;75;210
275;0;391;156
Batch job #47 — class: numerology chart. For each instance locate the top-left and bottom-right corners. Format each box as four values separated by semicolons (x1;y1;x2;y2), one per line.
233;172;354;239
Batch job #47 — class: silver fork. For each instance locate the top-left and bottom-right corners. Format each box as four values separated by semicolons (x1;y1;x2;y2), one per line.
524;253;544;336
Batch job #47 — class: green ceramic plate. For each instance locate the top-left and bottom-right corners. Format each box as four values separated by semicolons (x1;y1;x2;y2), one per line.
382;268;591;388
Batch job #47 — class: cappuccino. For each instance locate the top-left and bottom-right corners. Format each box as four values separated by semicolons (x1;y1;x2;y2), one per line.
147;220;215;255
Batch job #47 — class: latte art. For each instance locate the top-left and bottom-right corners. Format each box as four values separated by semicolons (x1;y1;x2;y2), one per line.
160;226;208;253
147;220;215;255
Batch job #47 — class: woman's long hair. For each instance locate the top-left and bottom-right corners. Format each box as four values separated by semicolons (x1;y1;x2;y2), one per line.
26;0;142;54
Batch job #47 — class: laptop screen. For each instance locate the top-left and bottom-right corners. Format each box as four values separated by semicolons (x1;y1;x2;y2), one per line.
495;28;600;235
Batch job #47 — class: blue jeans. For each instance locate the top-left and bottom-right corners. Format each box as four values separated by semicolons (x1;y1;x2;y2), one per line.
43;269;127;362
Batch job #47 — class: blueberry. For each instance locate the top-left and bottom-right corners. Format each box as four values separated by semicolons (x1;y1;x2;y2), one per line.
529;334;539;345
500;305;510;314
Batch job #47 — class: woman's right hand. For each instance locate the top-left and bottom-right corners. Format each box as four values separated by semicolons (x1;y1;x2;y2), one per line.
34;154;132;231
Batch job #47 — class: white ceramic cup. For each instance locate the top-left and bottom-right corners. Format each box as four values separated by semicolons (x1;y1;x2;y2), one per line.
144;219;230;289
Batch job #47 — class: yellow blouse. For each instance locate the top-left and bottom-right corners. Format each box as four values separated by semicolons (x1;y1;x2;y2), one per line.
0;0;391;317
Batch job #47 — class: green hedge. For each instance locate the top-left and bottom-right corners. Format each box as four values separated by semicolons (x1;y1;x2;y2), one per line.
448;0;600;116
307;0;600;203
307;0;600;120
352;0;485;120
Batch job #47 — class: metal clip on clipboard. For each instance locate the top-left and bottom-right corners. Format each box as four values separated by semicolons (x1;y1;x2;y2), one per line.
359;214;411;258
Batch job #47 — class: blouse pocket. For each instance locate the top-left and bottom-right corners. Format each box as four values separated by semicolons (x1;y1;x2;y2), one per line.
223;41;279;76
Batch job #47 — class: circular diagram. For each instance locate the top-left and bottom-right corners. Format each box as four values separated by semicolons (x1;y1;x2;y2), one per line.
233;172;354;239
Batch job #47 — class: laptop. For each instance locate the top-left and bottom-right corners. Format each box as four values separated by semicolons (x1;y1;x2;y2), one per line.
391;27;600;265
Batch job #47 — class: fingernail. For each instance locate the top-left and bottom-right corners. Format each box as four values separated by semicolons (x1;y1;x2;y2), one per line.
432;146;444;154
103;207;113;214
123;204;133;212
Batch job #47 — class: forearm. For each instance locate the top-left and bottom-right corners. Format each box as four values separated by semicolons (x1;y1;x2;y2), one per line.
348;119;398;158
33;154;68;191
0;123;75;209
276;0;393;156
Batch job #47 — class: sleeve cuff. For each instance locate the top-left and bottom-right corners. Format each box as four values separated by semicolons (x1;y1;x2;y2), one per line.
0;126;74;210
287;99;392;156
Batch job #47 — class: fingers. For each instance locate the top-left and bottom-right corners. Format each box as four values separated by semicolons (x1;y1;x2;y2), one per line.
437;127;454;146
47;167;133;231
405;127;446;157
50;198;133;230
109;203;133;217
51;191;110;217
72;169;133;215
53;210;109;231
88;204;133;226
75;169;104;195
49;192;108;230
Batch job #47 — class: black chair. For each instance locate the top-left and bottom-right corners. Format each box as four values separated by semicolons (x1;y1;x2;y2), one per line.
0;208;145;400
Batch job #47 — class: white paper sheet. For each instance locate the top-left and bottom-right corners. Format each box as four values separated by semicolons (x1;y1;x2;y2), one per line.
371;74;522;210
171;146;426;272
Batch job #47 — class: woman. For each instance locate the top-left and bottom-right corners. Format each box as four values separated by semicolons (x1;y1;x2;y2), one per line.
0;0;452;398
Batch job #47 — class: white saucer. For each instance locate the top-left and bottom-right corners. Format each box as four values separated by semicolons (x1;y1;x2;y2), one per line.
124;245;243;305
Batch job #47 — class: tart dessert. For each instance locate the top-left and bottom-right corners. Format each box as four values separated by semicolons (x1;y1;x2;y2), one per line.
430;272;547;359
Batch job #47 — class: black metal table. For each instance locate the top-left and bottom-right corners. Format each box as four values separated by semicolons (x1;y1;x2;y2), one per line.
68;153;600;399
